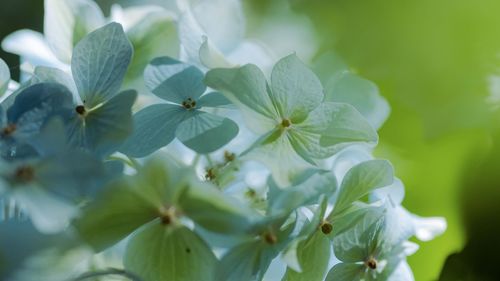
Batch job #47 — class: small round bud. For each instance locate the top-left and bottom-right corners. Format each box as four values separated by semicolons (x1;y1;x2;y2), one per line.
263;232;277;244
15;166;35;182
1;123;16;136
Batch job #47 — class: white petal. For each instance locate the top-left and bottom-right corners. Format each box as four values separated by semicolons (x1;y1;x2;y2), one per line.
2;30;66;70
44;0;105;64
199;36;234;69
371;177;405;205
412;215;447;241
190;0;245;52
387;260;415;281
110;4;173;32
227;40;275;74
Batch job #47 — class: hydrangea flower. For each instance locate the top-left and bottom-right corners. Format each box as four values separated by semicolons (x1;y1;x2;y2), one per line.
205;54;378;185
31;23;138;156
0;119;106;234
74;156;256;281
120;56;238;157
0;58;10;97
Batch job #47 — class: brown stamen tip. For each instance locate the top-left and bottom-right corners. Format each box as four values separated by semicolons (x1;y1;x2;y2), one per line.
205;168;216;181
15;166;35;182
320;221;333;234
182;97;196;110
1;123;16;136
264;232;277;244
281;119;291;128
75;105;86;115
161;214;172;225
224;151;235;162
365;257;377;270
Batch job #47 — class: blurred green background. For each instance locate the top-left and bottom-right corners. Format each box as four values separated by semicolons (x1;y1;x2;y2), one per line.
2;0;500;280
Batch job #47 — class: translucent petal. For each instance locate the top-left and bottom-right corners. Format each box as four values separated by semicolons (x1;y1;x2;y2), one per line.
270;54;323;123
176;111;239;154
325;263;364;281
124;222;217;281
199;36;234;69
144;56;205;103
71;23;133;107
411;215;447;242
120;103;190;158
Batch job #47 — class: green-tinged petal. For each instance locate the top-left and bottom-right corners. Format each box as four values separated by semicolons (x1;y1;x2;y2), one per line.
325;263;365;281
0;58;9;96
216;241;277;281
124;222;216;281
120;104;189;158
67;90;137;156
197;91;234;109
44;0;105;64
124;13;179;90
178;180;257;234
325;72;390;130
176;111;239;154
144;57;205;103
244;133;312;187
71;22;132;107
332;207;385;263
287;128;336;163
32;66;78;95
270;54;323;122
297;102;378;148
73;178;160;252
268;170;336;215
282;231;331;281
205;64;279;134
332;160;394;216
311;51;349;83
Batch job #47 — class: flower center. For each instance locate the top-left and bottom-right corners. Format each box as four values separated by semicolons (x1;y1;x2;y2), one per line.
365;257;378;270
182;98;196;110
262;231;278;244
15;165;35;182
281;118;291;128
1;123;16;136
75;105;86;116
320;220;333;234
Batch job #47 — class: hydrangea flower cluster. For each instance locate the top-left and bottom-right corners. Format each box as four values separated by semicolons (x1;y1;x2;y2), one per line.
0;1;446;281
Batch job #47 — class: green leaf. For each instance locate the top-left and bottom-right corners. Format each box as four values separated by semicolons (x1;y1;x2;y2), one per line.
67;90;137;156
178;180;256;234
176;111;239;154
309;102;378;148
332;160;394;216
71;22;133;107
205;64;279;133
324;263;364;281
144;57;205;103
124;11;179;90
73;178;159;251
124;222;217;281
44;0;105;64
216;241;276;281
0;58;9;96
282;231;331;281
120;104;190;158
270;54;323;123
325;72;390;130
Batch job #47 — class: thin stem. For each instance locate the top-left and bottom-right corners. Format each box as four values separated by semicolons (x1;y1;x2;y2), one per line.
205;154;214;167
72;268;143;281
